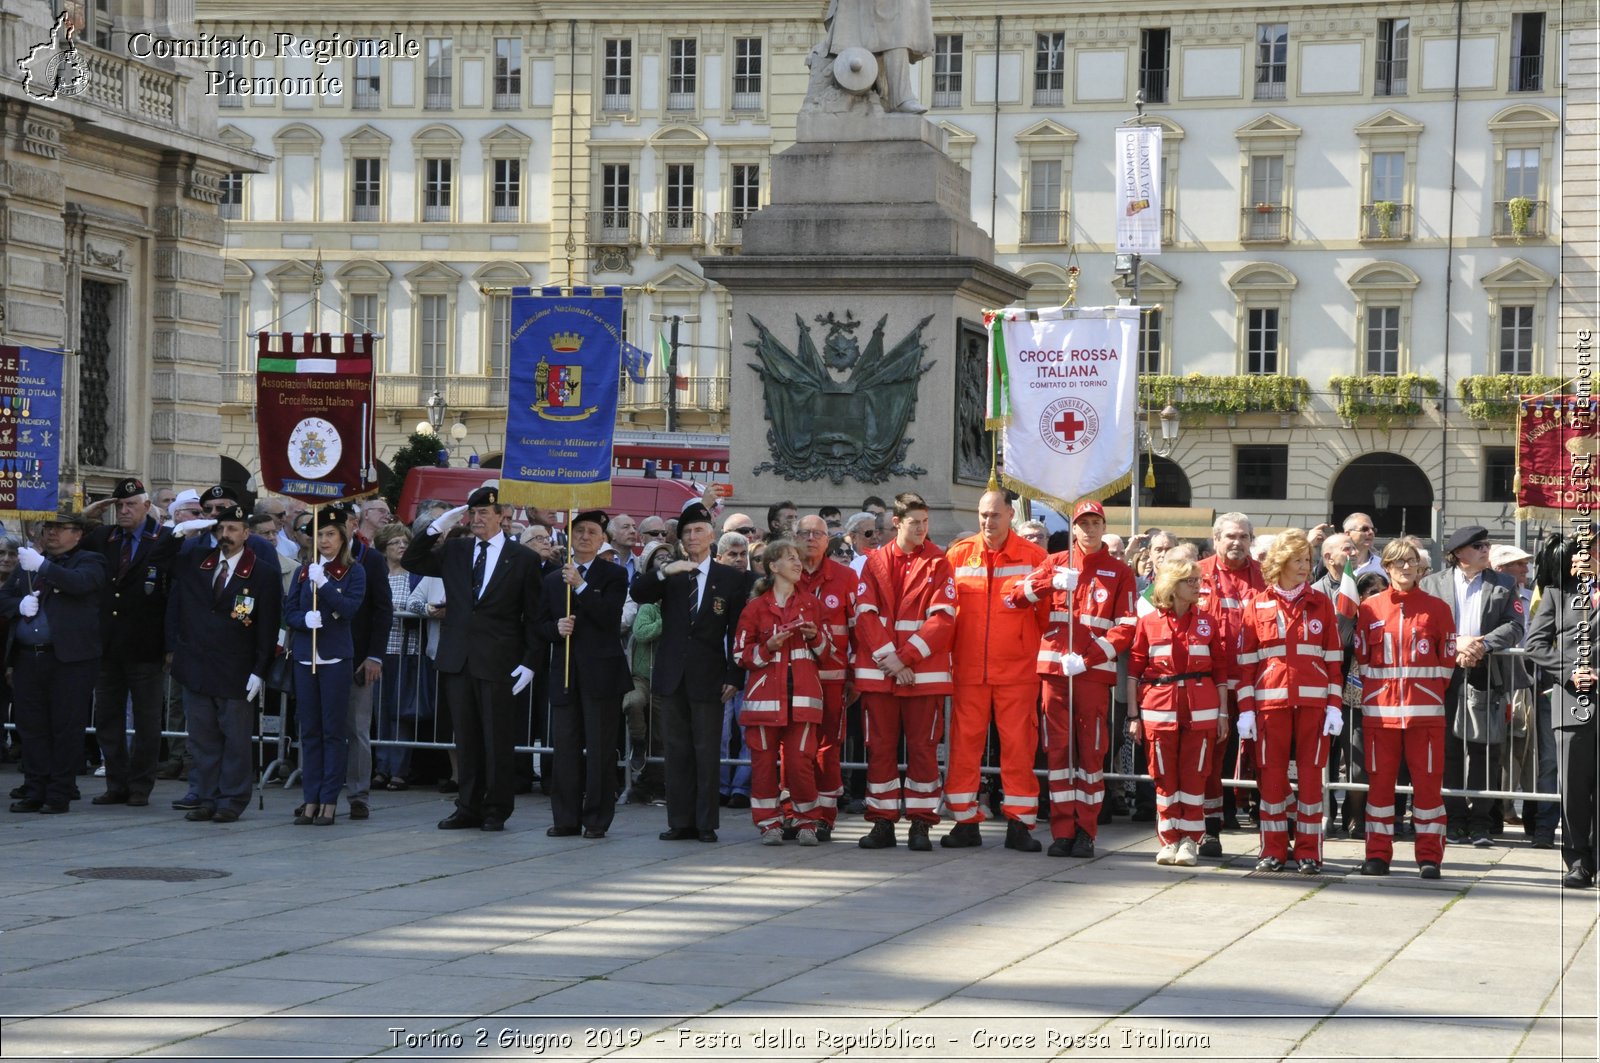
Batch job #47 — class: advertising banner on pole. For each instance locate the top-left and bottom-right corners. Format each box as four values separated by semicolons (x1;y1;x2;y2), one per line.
1115;125;1163;255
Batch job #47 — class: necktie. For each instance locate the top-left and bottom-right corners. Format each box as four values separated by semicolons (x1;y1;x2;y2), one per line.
472;540;489;599
118;532;135;576
213;559;229;601
687;568;701;625
577;563;588;581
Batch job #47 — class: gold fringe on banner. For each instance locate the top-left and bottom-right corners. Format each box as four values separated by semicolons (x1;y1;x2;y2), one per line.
998;469;1134;520
0;510;63;522
496;479;613;510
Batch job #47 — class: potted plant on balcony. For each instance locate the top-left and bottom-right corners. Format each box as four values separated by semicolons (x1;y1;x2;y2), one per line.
1507;196;1535;241
1254;202;1274;214
1373;199;1397;239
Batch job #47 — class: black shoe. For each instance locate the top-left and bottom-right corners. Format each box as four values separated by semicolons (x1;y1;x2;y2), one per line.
1221;814;1242;831
438;778;459;794
1255;856;1285;872
1004;820;1042;852
69;785;80;800
91;790;129;805
815;825;832;843
8;784;27;800
184;807;214;822
1198;835;1224;858
582;828;606;839
171;793;202;811
659;827;697;841
1360;858;1390;876
941;822;983;848
726;793;750;809
348;800;369;820
1131;805;1156;823
1070;833;1095;858
907;822;932;851
126;794;149;807
781;825;800;841
155;761;183;780
858;821;896;849
1532;830;1556;850
38;804;68;815
371;772;390;789
1447;825;1468;843
1046;836;1074;858
437;812;482;830
1563;866;1594;889
1347;825;1365;841
1419;862;1442;880
9;799;42;813
212;809;240;823
546;825;581;837
697;829;718;843
844;798;867;815
480;817;505;832
1297;859;1321;876
293;806;314;826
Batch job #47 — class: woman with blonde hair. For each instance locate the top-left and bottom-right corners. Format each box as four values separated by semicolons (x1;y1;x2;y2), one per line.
1127;559;1233;865
1235;528;1344;873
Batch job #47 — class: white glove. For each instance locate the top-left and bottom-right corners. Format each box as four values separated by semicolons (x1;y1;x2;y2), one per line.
510;664;535;695
303;609;323;630
306;562;328;588
245;674;264;704
1236;710;1257;741
1322;705;1344;737
16;546;44;573
1061;652;1087;677
872;645;906;674
172;518;218;537
428;504;470;536
17;593;38;618
1051;566;1078;592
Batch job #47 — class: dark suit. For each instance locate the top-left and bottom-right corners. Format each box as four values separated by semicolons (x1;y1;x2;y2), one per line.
403;529;543;823
0;545;108;809
1526;589;1600;875
1420;565;1525;836
166;545;282;814
536;556;630;833
630;557;746;832
344;539;394;804
85;516;179;800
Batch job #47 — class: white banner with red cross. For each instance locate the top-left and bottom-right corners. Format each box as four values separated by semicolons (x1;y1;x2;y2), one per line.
985;305;1139;511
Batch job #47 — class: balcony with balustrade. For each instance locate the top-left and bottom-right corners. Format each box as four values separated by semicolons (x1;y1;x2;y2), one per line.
1360;202;1413;242
649;211;708;252
1241;204;1290;243
587;210;643;248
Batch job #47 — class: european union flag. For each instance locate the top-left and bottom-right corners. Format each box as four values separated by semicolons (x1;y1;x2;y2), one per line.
621;341;652;383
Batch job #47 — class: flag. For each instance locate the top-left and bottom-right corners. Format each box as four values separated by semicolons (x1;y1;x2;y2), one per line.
1516;394;1598;518
985;306;1140;511
1137;581;1157;617
620;341;652;383
1115;125;1163;255
0;345;65;521
255;332;378;504
1334;558;1359;622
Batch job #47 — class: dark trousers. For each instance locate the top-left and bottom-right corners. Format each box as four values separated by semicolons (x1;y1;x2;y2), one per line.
657;686;723;831
1556;722;1599;874
1338;710;1369;831
294;660;352;805
442;671;517;822
13;648;98;808
183;687;254;814
549;689;622;833
92;656;165;798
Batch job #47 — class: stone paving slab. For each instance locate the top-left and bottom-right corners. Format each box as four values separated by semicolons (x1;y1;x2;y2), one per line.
0;769;1594;1062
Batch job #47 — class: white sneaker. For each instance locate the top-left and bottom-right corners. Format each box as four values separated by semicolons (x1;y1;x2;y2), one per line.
796;827;819;847
760;828;784;846
1175;837;1200;866
1155;842;1179;865
93;765;106;778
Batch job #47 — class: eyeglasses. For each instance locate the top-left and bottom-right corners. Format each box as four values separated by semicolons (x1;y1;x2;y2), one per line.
728;526;757;536
1464;541;1490;551
856;528;878;537
642;529;668;538
797;529;828;538
1389;558;1421;569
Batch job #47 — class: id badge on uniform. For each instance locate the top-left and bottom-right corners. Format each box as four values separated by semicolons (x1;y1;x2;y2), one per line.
232;593;255;627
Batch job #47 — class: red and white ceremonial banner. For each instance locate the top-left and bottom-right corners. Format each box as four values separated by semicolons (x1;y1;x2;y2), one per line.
985;306;1139;510
1516;395;1599;519
255;331;378;505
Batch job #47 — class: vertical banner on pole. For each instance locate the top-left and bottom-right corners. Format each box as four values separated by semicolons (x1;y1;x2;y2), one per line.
0;345;65;520
1516;395;1599;519
1115;125;1163;256
985;306;1140;512
255;331;378;504
498;285;623;510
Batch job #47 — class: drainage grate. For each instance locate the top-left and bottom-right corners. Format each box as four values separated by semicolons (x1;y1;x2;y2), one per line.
66;867;231;882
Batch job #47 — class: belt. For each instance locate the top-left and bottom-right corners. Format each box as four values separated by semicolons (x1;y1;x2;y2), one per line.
16;644;54;655
1142;670;1210;687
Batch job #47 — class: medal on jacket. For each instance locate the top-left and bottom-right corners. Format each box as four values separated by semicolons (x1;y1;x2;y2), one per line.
232;593;255;627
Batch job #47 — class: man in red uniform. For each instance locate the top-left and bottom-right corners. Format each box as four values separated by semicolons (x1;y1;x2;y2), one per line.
1195;511;1264;855
853;492;956;852
943;489;1047;851
796;514;856;841
1009;500;1137;857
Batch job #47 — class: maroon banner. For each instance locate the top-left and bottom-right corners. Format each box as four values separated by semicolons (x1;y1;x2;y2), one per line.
1517;395;1599;518
255;332;377;505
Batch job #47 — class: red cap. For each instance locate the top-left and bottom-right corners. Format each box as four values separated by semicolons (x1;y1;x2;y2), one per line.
1071;500;1105;524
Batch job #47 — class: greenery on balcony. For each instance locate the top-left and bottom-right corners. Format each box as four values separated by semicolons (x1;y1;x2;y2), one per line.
1328;373;1441;427
1456;373;1570;423
1138;373;1311;420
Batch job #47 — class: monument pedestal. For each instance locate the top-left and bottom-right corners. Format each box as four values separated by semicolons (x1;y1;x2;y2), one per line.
703;120;1029;544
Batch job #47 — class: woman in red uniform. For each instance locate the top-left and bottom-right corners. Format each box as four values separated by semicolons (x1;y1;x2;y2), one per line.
1353;539;1456;878
1235;529;1344;874
1127;559;1232;866
732;539;829;845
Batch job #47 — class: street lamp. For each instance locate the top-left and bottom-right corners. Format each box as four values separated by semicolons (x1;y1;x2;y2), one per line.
425;390;446;431
1131;405;1181;528
648;311;701;433
1373;481;1391;513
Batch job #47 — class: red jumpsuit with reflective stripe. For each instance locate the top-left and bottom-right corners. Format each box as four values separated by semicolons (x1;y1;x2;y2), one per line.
1128;607;1233;846
946;532;1047;827
1353;587;1456;867
733;591;829;832
1196;555;1266;825
1236;586;1344;863
797;559;857;827
853;539;956;825
1009;546;1138;841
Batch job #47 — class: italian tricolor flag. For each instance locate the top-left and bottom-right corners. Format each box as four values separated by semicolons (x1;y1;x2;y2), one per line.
256;332;373;375
1334;558;1360;621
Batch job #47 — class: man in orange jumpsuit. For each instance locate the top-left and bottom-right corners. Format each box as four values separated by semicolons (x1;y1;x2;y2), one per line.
796;514;856;841
1195;511;1264;856
853;492;956;852
943;489;1047;851
1009;500;1138;857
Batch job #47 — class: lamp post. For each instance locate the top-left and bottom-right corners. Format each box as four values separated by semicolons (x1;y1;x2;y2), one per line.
450;419;469;465
425;390;445;431
1130;404;1181;535
648;311;700;433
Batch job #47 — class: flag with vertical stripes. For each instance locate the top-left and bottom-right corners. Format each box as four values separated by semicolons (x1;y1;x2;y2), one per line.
1334;557;1360;621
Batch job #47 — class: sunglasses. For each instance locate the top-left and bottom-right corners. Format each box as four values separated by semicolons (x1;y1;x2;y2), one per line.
728;526;757;536
642;529;668;538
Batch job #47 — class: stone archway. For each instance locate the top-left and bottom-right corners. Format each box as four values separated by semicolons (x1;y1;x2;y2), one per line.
1330;451;1432;538
1104;455;1192;508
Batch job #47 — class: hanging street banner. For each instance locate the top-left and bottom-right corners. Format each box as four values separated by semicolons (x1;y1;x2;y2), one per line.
1115;125;1163;256
1516;394;1598;519
0;345;65;520
985;305;1139;512
499;285;623;509
255;332;378;504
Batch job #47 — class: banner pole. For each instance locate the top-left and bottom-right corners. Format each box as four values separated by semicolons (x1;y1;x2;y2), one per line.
310;504;319;676
564;489;574;688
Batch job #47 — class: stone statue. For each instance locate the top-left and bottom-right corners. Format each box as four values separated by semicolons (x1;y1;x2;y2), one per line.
804;0;935;117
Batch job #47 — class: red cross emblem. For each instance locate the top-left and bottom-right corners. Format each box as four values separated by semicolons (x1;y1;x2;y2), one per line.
1053;410;1086;442
1039;397;1099;456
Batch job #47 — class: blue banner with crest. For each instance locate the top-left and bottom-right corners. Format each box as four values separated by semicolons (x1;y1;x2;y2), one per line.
0;345;65;521
498;286;623;509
